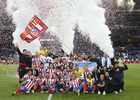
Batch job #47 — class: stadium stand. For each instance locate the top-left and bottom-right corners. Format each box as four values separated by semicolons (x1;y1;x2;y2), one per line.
0;0;139;63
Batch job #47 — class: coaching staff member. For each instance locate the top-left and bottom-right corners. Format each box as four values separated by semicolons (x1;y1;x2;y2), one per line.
16;43;29;83
90;53;100;69
113;61;128;92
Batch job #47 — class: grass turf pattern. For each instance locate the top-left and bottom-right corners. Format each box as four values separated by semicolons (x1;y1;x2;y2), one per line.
0;64;140;100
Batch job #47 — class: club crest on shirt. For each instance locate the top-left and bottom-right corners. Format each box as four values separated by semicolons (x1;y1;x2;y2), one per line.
109;77;112;80
116;68;120;71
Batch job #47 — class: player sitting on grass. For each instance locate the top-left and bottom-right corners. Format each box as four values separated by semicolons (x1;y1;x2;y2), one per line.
40;72;51;93
82;73;96;94
70;74;83;96
33;71;45;92
55;77;68;94
12;76;36;95
48;73;59;94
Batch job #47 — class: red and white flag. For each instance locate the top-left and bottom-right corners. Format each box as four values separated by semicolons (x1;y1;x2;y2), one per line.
20;15;48;43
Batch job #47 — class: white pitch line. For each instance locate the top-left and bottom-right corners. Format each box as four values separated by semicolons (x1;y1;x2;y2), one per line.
48;94;52;100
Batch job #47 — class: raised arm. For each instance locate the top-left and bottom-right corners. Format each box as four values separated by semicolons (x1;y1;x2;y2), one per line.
120;64;128;71
15;43;22;56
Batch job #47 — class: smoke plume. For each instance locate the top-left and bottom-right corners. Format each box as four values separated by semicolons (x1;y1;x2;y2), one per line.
6;0;114;57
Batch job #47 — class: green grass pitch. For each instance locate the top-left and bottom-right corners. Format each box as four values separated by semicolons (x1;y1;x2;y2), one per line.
0;64;140;100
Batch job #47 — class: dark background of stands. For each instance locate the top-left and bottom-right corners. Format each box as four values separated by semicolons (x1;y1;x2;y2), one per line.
0;0;140;62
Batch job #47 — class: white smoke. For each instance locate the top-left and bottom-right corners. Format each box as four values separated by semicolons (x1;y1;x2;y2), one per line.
6;0;114;57
75;0;114;58
6;0;46;54
117;0;135;11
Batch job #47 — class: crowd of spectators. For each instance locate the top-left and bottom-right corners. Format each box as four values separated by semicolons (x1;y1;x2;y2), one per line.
39;31;62;54
0;0;140;63
73;29;103;58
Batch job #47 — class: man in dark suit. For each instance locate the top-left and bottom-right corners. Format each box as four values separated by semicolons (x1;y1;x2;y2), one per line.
90;53;100;69
113;61;128;92
16;43;29;83
92;67;101;81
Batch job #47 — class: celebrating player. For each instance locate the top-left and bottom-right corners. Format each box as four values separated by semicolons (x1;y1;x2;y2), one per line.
12;76;36;95
83;73;96;94
40;72;51;93
82;65;91;78
70;74;83;96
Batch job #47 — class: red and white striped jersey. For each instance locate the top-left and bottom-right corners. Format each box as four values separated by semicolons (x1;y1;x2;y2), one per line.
42;77;51;87
47;69;56;79
50;78;59;87
68;59;75;62
77;60;86;62
65;71;72;76
83;70;92;78
62;57;70;61
57;70;66;78
36;68;47;77
37;76;45;83
23;74;33;81
70;78;81;88
66;81;72;89
65;71;72;81
32;56;43;68
32;69;38;76
60;62;69;68
25;79;35;90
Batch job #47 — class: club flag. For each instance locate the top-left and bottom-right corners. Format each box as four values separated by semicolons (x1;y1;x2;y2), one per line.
20;15;48;43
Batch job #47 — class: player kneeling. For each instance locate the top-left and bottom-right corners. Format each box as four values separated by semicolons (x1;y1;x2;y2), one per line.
82;73;96;94
70;74;83;96
40;72;51;93
12;76;36;95
33;71;45;92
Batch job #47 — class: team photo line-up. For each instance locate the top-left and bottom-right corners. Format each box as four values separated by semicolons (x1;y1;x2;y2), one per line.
12;44;128;96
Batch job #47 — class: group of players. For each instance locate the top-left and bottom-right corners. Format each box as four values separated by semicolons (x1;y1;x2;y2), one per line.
12;45;128;96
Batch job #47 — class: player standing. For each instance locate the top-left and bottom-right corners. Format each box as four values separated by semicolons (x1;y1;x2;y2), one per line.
32;51;43;68
15;43;29;83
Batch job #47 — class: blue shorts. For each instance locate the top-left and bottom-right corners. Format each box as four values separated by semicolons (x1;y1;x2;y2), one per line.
49;87;57;92
73;86;82;92
81;79;85;82
37;85;41;89
45;86;50;91
53;87;57;92
21;86;29;93
88;88;93;92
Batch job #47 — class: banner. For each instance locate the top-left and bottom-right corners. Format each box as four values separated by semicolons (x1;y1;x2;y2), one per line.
72;62;97;71
40;39;55;42
20;15;48;43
